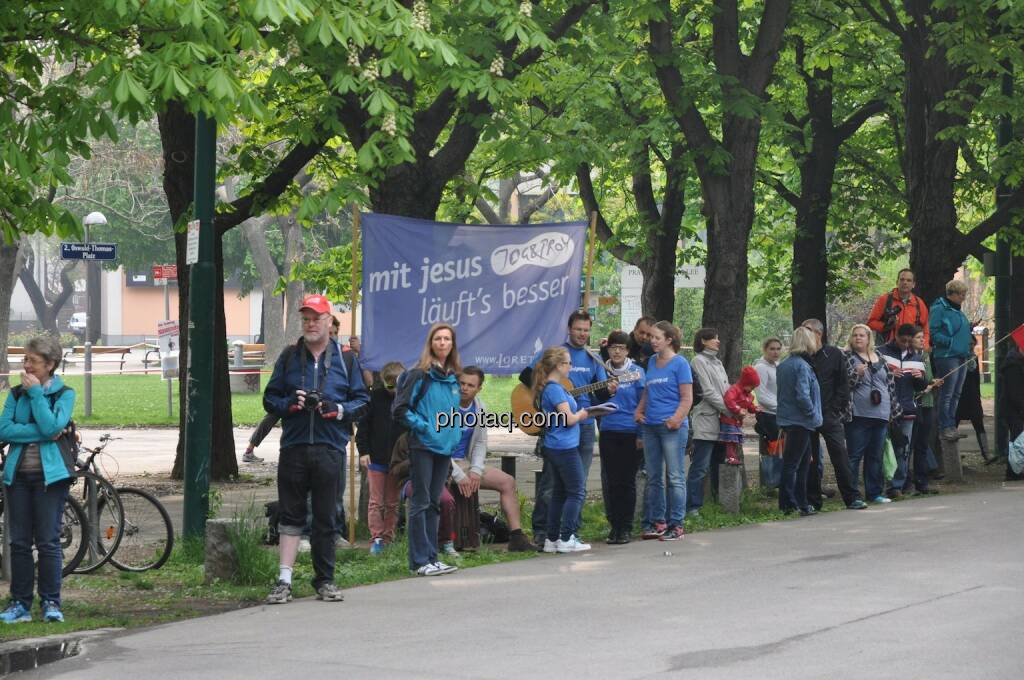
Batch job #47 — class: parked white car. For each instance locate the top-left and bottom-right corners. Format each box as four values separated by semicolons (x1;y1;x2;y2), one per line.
69;312;87;336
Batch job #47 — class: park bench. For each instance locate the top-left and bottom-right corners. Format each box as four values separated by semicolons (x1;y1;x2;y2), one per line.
228;343;266;365
142;343;162;373
61;345;137;373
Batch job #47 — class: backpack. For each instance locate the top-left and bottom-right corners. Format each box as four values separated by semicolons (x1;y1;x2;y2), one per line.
390;370;431;426
691;376;703;408
10;385;78;473
264;500;280;545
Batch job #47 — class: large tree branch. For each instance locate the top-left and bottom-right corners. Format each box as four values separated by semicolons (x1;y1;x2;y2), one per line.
712;0;743;79
744;0;792;94
575;163;636;264
765;174;801;209
855;0;906;39
835;98;888;141
519;182;560;224
960;184;1024;255
632;146;662;227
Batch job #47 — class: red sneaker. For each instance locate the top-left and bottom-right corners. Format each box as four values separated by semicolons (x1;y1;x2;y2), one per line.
659;526;685;541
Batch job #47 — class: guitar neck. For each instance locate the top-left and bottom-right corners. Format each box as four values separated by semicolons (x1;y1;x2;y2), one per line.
570;380;612;397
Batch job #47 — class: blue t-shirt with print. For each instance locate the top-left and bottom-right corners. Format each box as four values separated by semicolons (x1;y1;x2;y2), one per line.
531;343;608;408
451;403;475;459
540;382;581;450
599;365;646;433
643;355;693;425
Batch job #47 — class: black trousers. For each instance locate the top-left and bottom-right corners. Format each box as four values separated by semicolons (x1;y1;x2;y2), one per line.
599;431;643;532
278;444;341;588
806;417;860;508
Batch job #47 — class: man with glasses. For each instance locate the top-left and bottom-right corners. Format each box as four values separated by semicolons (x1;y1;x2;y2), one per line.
262;294;368;604
868;269;930;348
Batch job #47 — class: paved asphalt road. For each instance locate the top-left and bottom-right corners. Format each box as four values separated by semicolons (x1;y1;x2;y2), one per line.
30;485;1024;679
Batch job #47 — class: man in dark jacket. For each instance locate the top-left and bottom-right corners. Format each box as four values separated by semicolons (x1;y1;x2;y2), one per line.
262;294;369;605
878;324;929;497
801;319;866;510
600;315;655;367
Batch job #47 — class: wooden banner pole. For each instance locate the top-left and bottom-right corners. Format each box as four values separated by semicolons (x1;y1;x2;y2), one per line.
584;211;597;310
348;206;360;545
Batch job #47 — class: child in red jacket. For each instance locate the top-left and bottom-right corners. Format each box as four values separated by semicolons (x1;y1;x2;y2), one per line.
721;366;760;465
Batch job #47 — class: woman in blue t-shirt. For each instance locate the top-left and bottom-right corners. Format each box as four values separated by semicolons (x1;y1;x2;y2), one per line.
534;346;593;554
635;321;693;542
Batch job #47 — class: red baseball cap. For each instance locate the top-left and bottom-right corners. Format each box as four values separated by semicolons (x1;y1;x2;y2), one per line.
299;294;331;315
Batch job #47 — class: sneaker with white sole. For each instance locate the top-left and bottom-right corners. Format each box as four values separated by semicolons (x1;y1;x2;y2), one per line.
433;560;458;574
415;562;446;576
555;535;591;553
316;583;344;602
265;580;293;604
0;601;31;624
441;541;460;559
542;538;558;553
42;601;64;623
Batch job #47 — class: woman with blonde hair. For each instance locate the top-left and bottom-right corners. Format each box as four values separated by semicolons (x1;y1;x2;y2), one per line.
534;346;593;553
393;323;463;576
843;323;900;504
775;327;823;515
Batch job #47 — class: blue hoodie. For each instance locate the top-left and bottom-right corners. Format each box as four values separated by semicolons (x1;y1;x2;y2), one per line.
392;365;462;455
0;377;76;486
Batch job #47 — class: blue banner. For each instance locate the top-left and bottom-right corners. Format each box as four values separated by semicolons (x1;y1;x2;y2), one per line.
361;214;586;375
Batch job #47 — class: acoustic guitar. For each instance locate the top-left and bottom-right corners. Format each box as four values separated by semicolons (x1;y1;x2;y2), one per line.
510;372;642;435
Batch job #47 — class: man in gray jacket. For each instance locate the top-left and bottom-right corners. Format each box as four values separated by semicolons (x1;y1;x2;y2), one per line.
451;366;535;551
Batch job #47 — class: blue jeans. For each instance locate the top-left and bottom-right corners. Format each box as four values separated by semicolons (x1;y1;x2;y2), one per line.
578;421;595;522
407;449;451;570
845;417;888;500
5;473;72;609
888;418;915;492
933;356;968;431
544;447;585;541
641;424;687;527
686;439;716;512
780;427;813;511
911;408;934;491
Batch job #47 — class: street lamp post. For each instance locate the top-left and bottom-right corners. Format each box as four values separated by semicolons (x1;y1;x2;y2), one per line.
82;211;107;345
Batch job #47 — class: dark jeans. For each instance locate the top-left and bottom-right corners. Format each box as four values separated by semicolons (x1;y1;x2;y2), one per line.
6;472;72;609
545;447;585;541
599;431;642;533
531;451;554;540
845;417;888;500
807;417;861;507
277;444;341;588
407;448;451;570
911;408;934;491
780;427;813;511
686;439;716;512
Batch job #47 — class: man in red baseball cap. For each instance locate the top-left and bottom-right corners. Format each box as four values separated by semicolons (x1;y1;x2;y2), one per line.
262;292;369;604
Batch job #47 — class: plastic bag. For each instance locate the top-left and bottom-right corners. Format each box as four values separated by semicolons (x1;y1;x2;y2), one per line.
1009;431;1024;475
883;438;897;481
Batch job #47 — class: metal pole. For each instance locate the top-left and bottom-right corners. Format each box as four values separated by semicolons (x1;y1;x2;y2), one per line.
183;112;216;539
1;484;10;580
995;67;1013;461
84;341;92;417
348;206;360;544
165;282;173;418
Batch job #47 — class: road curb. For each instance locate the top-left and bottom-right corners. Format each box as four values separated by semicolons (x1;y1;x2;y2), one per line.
0;627;123;675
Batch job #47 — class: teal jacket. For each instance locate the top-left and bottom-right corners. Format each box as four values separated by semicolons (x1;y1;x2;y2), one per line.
392;365;461;455
929;296;972;359
0;377;76;486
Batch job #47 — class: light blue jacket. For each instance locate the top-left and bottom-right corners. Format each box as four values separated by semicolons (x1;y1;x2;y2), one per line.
392;366;461;455
929;296;972;359
775;355;823;430
0;377;76;486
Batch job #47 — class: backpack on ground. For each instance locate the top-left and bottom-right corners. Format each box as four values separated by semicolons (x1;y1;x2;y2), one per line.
264;500;280;545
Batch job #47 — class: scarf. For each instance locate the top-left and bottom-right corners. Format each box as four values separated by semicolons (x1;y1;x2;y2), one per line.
607;357;635;377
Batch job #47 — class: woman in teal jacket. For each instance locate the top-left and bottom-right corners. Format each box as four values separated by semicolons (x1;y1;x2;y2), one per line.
0;336;75;624
929;279;972;441
392;322;462;576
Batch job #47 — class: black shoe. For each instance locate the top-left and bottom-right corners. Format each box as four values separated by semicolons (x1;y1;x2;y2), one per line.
606;530;620;545
799;506;817;517
912;488;939;496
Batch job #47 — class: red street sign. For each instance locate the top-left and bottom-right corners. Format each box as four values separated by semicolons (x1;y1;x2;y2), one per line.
152;264;178;280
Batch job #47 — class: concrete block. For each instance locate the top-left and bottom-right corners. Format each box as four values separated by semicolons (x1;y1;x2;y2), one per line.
940;438;963;483
718;464;744;514
229;368;260;394
204;518;238;583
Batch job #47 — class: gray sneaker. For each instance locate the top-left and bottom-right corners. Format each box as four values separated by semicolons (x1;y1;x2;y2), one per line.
265;580;292;604
242;451;263;463
316;582;344;602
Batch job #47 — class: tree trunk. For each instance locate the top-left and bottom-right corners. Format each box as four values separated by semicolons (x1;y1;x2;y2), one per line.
368;164;445;220
242;216;287;361
0;240;24;390
158;102;238;482
281;217;304;343
17;251;76;338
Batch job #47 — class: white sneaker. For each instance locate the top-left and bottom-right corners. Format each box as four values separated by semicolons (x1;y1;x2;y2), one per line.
555;535;591;553
433;560;458;574
542;539;558;553
415;563;446;576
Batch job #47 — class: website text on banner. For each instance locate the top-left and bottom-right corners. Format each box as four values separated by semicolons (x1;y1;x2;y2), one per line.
360;214;587;375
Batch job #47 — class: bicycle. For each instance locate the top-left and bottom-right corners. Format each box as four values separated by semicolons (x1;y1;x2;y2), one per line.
68;434;125;574
80;435;174;572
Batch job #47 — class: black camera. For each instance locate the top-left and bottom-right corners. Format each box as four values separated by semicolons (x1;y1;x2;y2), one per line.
304;390;321;411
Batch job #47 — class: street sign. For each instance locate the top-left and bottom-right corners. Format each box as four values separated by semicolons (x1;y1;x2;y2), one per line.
60;242;118;261
186;220;200;265
152;264;178;281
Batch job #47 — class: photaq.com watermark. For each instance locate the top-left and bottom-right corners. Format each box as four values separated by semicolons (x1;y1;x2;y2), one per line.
435;408;567;433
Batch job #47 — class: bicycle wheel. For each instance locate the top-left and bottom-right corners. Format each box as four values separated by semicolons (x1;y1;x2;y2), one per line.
108;487;174;572
61;495;88;576
70;470;125;574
